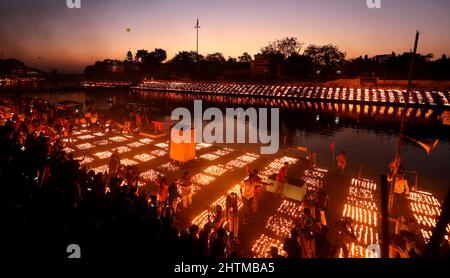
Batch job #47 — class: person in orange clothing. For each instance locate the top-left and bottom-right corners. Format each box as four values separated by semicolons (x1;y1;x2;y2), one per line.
275;162;289;199
336;151;347;173
158;178;169;209
135;113;142;129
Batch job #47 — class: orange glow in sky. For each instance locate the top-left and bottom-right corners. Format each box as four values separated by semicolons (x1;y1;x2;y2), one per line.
1;0;449;72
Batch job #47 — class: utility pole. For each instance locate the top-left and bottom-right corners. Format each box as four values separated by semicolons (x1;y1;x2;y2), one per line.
388;31;420;213
195;18;201;54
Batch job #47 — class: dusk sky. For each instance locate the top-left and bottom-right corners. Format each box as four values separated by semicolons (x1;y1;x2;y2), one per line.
1;0;450;73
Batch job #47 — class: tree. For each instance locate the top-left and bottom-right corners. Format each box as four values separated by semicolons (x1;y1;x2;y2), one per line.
283;53;314;79
171;51;204;64
205;52;226;64
261;37;303;58
126;50;133;62
238;52;252;63
304;44;346;74
227;57;237;63
140;48;167;75
135;49;149;62
151;48;168;63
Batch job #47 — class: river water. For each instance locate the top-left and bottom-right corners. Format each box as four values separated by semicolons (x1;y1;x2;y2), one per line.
15;88;450;199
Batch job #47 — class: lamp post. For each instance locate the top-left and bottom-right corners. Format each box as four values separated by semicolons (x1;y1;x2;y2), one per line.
195;18;201;54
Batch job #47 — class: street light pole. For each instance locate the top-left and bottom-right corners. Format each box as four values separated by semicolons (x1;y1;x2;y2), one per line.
388;31;420;213
195;18;201;54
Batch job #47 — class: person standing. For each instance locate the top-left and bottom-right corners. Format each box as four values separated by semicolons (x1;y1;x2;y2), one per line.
283;228;302;258
275;162;289;199
226;192;239;239
392;170;410;216
158;178;169;209
240;175;255;224
249;169;271;215
336;151;347;173
168;182;180;213
179;171;193;210
108;149;121;178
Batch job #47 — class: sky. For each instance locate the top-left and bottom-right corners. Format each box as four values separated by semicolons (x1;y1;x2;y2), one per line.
1;0;450;73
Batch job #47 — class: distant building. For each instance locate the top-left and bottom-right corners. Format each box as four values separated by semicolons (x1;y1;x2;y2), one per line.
106;61;124;73
373;54;392;63
251;54;270;76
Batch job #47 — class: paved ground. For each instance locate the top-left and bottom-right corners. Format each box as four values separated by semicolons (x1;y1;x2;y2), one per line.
69;127;375;258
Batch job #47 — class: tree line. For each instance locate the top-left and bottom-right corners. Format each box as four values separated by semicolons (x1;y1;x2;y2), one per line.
83;37;450;81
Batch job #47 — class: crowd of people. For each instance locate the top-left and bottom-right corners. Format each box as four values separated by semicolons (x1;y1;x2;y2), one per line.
0;98;362;260
0;97;237;260
2;96;447;260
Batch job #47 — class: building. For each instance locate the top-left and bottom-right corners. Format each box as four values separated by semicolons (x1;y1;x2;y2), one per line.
106;60;124;73
251;54;270;76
